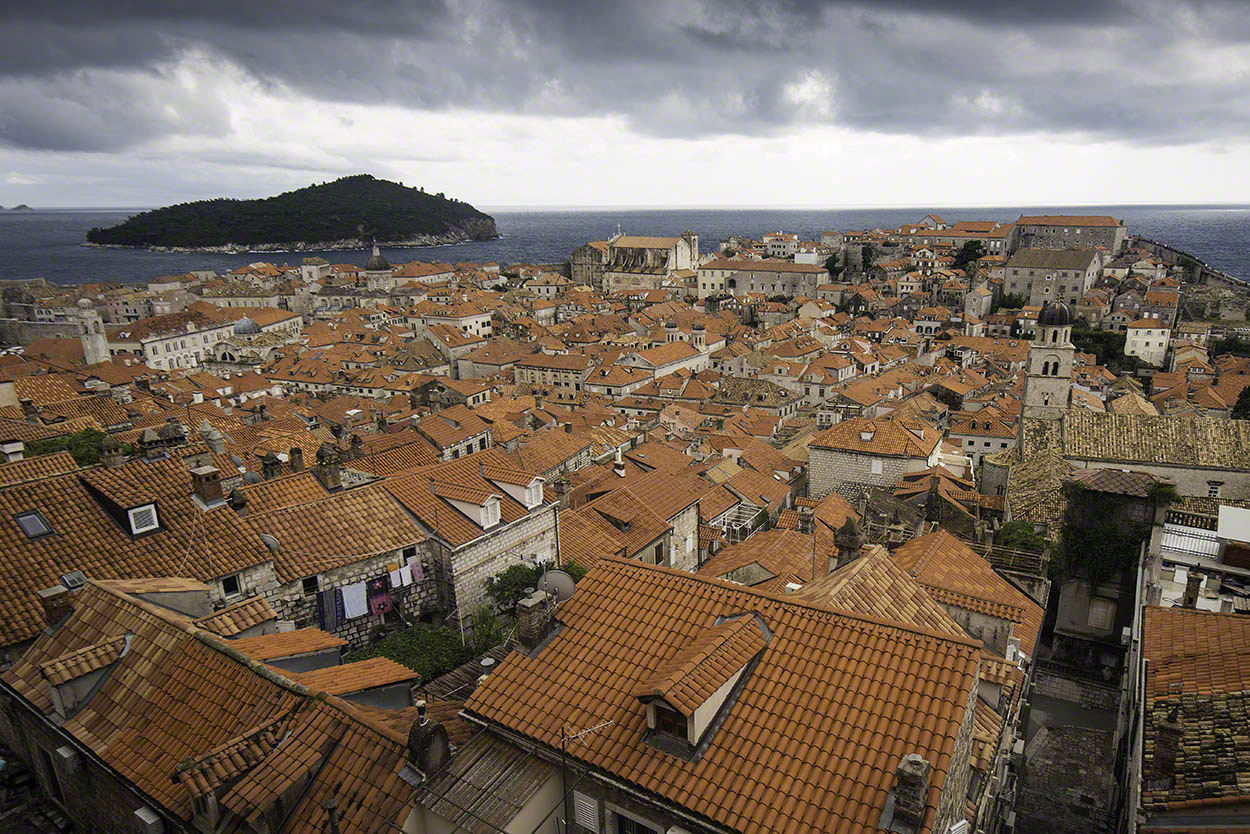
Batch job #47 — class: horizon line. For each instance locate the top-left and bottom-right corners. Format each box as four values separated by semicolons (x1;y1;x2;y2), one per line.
8;200;1250;213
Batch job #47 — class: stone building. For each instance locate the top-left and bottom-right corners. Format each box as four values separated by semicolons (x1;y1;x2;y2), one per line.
380;450;557;621
0;578;432;834
600;232;699;293
570;239;609;288
808;416;943;498
452;558;981;834
1009;214;1127;255
696;258;826;299
1003;248;1101;308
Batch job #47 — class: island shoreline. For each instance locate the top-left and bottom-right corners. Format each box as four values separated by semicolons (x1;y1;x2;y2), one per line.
80;231;500;254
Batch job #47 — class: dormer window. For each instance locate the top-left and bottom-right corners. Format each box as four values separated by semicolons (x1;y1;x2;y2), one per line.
653;703;688;740
526;483;543;508
127;504;159;535
483;498;500;528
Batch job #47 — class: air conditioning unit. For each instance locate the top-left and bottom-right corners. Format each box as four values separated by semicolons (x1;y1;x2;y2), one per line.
134;807;163;834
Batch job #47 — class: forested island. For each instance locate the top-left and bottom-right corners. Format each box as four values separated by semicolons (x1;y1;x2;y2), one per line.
84;175;498;251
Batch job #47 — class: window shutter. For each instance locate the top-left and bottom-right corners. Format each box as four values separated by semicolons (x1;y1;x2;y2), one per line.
573;791;599;833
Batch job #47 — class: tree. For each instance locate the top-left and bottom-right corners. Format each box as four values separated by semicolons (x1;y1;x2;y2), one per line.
1211;335;1250;358
861;244;876;272
996;520;1045;553
26;428;119;466
993;292;1029;313
1234;386;1250;420
824;253;842;278
951;240;986;271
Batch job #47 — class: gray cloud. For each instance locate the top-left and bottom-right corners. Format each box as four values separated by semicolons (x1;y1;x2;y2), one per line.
0;0;1247;153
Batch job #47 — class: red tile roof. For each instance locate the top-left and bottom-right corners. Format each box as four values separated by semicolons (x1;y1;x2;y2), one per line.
467;558;981;834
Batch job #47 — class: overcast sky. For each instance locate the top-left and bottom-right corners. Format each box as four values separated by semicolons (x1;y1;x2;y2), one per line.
1;0;1248;208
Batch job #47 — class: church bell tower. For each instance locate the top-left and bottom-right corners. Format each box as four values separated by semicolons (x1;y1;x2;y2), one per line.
1022;289;1074;422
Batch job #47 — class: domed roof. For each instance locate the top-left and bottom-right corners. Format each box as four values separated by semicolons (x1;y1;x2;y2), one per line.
1038;301;1072;327
233;316;261;335
365;245;391;272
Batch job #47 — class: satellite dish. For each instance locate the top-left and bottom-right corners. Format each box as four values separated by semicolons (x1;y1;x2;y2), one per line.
259;534;280;553
538;569;577;602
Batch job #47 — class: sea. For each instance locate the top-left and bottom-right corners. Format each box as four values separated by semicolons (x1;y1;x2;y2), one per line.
0;204;1247;286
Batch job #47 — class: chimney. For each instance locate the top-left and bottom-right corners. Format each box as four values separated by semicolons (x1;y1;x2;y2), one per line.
891;754;931;829
289;447;304;472
516;590;554;650
834;517;865;569
924;476;942;523
0;440;23;462
101;436;125;468
564;421;573;433
200;419;226;454
406;698;452;775
798;505;814;535
37;584;73;627
191;465;224;506
613;448;626;478
1182;572;1202;608
313;442;342;490
261;452;282;481
19;398;37;422
228;488;248;516
1150;704;1182;785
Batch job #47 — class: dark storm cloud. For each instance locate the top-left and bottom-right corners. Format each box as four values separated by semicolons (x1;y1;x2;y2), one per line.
0;0;1247;151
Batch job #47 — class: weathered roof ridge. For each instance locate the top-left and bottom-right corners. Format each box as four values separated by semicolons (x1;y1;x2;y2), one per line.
596;556;983;649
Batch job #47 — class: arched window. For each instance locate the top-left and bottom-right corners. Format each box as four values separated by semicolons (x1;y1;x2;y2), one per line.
1051;329;1058;343
1041;361;1051;376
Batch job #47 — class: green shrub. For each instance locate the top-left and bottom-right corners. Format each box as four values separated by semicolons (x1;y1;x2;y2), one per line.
343;623;479;681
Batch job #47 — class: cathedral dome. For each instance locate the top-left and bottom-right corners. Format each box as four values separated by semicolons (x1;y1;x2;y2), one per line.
1038;301;1072;327
365;245;391;272
233;316;261;336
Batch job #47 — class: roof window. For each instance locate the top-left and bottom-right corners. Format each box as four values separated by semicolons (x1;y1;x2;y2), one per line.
15;510;54;540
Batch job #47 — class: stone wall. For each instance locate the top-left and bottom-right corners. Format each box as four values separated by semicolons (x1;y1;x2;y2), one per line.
262;548;442;650
445;505;559;620
1015;726;1115;834
808;447;911;498
670;504;700;573
935;682;979;834
1032;667;1120;711
0;696;174;834
0;318;82;346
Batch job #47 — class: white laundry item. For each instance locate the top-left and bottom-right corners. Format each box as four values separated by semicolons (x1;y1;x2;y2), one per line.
341;581;369;619
389;569;403;588
399;565;413;586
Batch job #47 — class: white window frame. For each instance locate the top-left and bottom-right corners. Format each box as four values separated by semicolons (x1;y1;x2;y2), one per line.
127;504;159;535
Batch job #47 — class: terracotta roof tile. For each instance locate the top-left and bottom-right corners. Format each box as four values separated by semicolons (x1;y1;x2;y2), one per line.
466;558;981;834
290;657;419;695
193;595;277;638
230;628;347;662
39;634;129;685
892;531;1044;656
